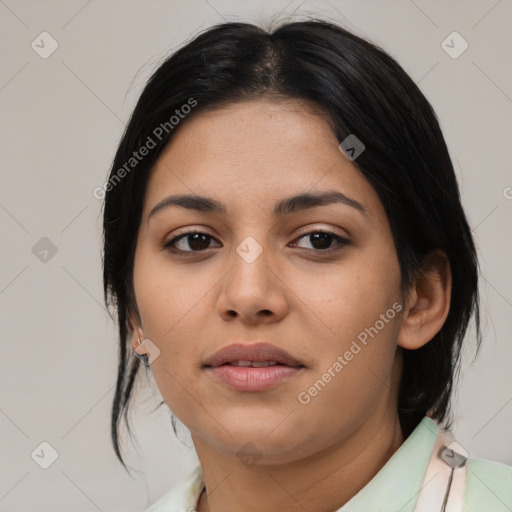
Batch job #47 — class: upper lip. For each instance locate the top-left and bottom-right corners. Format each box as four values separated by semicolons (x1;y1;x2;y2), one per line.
203;342;304;368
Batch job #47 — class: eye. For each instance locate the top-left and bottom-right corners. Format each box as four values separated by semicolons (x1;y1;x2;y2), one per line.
163;231;221;253
291;230;350;252
162;229;350;255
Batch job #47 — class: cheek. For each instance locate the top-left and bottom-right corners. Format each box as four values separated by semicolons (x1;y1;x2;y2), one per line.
132;247;223;395
293;244;402;405
293;251;401;346
133;246;206;337
133;251;206;416
294;314;402;440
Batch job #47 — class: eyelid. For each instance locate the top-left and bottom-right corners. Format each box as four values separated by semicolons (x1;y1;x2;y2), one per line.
293;224;351;241
165;223;350;242
290;229;351;251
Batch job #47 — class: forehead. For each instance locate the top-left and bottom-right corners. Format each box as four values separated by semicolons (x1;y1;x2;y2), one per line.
158;99;336;166
142;99;380;221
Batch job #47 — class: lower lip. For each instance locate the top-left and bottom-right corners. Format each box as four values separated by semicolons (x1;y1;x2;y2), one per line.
206;365;303;391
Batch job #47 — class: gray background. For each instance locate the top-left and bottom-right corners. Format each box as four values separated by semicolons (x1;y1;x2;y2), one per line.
1;0;511;510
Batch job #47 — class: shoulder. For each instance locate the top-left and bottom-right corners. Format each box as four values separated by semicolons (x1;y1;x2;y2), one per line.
463;456;512;510
144;464;203;512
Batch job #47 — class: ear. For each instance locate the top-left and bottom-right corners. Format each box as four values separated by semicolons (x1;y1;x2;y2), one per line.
127;308;146;355
397;250;452;350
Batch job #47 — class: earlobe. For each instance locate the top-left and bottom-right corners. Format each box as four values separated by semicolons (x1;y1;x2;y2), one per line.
397;250;452;351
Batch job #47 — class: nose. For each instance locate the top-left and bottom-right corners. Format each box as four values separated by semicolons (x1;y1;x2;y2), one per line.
216;236;289;325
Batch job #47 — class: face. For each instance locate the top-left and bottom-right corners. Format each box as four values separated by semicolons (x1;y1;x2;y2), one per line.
131;99;405;463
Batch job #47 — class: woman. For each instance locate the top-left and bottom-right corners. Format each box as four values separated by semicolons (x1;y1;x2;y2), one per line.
101;19;511;512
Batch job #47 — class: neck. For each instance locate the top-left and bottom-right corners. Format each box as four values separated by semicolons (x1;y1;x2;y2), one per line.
193;408;404;512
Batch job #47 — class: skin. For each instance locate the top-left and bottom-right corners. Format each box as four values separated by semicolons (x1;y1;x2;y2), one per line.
128;98;452;512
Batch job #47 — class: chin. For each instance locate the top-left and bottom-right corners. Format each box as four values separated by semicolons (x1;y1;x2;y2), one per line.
193;419;312;462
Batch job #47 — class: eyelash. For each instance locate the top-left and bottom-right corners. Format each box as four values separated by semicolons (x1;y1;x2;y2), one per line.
162;229;350;255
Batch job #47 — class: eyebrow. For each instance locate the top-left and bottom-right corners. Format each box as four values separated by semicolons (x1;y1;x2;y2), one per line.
148;190;366;220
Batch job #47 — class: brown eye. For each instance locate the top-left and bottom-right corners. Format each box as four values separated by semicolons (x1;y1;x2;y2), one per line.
292;231;350;251
164;232;221;253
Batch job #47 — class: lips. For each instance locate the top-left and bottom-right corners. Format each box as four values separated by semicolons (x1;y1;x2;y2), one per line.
203;342;304;368
204;342;305;392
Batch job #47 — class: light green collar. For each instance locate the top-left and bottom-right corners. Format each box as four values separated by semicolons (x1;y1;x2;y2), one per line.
337;416;438;511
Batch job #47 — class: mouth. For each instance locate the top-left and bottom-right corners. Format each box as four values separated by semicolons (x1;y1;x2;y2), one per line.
203;342;305;368
203;343;305;391
216;360;289;367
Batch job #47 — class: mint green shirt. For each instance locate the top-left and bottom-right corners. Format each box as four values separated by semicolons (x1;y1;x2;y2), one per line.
145;416;512;511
